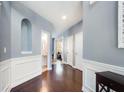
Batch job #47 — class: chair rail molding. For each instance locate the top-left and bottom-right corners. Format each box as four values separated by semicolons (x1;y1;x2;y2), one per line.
82;59;124;92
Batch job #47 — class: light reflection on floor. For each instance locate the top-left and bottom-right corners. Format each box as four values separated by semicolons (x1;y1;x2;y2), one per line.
40;86;48;92
11;60;82;92
55;60;63;75
41;60;63;91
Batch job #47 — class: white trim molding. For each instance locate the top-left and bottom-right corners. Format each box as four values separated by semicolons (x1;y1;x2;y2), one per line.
82;59;124;92
0;55;42;92
0;59;11;92
63;61;83;71
73;62;83;71
10;55;42;88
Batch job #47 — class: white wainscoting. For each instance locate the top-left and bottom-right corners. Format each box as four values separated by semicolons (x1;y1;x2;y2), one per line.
0;55;42;92
82;59;124;92
11;55;42;88
63;61;83;71
0;59;11;92
73;60;83;71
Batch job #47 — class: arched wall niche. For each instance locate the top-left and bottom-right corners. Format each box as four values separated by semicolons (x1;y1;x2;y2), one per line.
21;18;32;54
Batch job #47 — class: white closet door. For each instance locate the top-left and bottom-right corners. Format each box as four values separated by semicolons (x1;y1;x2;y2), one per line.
74;31;83;70
67;35;73;66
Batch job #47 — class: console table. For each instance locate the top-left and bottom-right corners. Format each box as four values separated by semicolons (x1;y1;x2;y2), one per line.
96;71;124;92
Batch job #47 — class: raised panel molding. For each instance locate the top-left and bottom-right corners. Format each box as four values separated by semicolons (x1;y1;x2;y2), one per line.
11;55;42;88
0;59;11;92
82;59;124;92
1;57;124;92
0;55;42;92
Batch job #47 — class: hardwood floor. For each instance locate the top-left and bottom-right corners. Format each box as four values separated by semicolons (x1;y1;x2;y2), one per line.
11;63;82;92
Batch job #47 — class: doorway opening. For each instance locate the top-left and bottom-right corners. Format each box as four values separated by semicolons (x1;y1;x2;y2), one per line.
41;31;49;72
53;38;64;64
56;39;63;61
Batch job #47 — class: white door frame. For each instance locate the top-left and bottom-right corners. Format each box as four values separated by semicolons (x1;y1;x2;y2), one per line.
55;37;64;62
67;35;74;66
74;31;83;71
41;30;52;71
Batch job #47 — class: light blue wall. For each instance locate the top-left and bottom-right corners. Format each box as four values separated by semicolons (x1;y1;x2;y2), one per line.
21;19;32;52
0;2;11;61
11;3;54;58
63;21;83;37
0;1;54;61
83;2;124;67
63;21;83;62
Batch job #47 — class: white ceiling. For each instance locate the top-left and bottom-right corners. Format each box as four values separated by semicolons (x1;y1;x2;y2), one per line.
20;1;82;36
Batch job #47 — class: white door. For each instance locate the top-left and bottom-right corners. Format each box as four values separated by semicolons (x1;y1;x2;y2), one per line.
74;31;83;70
67;35;73;66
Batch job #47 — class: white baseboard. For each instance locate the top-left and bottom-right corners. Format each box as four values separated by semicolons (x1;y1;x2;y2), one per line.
82;86;93;92
11;69;41;88
3;84;12;92
82;59;124;92
73;66;82;71
64;61;83;71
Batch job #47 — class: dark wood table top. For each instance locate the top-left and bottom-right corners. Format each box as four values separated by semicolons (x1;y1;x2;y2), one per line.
96;71;124;85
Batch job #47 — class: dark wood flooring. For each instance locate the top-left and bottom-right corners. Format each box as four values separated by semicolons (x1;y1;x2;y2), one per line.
11;64;82;92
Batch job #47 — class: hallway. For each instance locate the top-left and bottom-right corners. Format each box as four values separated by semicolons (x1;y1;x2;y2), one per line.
11;63;82;92
1;1;124;92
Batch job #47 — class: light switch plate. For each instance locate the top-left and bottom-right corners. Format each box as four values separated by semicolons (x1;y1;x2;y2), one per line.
4;47;6;53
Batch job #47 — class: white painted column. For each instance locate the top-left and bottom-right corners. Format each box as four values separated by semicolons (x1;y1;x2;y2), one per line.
47;33;52;70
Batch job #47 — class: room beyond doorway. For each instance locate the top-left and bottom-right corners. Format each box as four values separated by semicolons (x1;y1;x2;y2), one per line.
53;38;64;64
